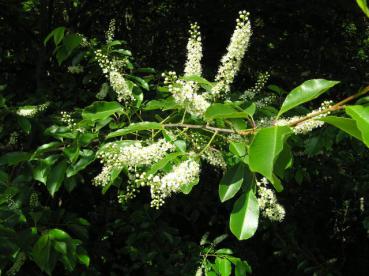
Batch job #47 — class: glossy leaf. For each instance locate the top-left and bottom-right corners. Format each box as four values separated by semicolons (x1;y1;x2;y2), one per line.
82;101;123;121
147;152;184;175
46;160;68;197
320;116;363;141
219;163;244;202
277;79;339;117
107;122;163;138
229;142;247;157
205;103;252;120
180;177;200;194
32;233;58;275
249;126;292;192
144;97;180;111
215;258;232;276
346;105;369;147
66;150;95;177
229;190;259;240
357;0;369;17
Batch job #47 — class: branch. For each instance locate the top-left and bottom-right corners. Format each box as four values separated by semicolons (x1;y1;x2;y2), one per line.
163;86;369;136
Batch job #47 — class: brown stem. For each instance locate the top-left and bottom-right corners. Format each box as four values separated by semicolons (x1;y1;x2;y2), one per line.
164;86;369;136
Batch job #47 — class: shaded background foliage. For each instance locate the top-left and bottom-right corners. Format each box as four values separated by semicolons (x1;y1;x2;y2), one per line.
1;0;369;275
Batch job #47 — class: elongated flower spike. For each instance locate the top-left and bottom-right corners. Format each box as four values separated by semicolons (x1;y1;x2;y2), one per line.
184;22;203;77
206;10;252;100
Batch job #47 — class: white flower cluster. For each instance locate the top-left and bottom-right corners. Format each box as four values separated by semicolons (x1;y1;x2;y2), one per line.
257;178;286;222
275;100;333;135
202;147;226;170
184;22;203;77
76;33;89;48
95;49;132;102
162;22;208;117
118;158;201;208
93;139;175;187
16;102;49;118
241;72;270;101
109;70;133;102
67;65;84;74
164;72;210;117
172;80;210;117
206;10;252;100
255;95;276;108
105;19;116;42
256;117;274;128
60;111;77;128
149;159;200;208
95;49;115;75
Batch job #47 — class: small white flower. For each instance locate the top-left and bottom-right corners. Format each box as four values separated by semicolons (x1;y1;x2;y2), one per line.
257;177;286;222
205;10;252;100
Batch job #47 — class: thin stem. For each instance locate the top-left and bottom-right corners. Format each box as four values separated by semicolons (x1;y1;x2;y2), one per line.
199;131;218;155
287;85;369;127
164;123;253;134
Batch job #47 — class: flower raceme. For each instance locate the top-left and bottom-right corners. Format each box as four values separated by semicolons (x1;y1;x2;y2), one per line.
206;10;252;100
184;22;203;77
167;10;252;117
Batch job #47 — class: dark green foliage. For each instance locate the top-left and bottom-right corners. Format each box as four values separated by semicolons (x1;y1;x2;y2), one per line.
1;0;369;275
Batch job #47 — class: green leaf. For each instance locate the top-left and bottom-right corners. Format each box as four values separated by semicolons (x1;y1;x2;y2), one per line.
219;163;245;202
357;0;369;17
148;152;184;175
346;105;369;147
32;142;62;157
17;116;31;134
53;27;65;46
174;140;186;152
66;150;95;177
0;152;30;166
144;97;180;111
249;126;292;192
48;228;70;240
44;26;65;46
32;228;77;275
64;176;77;192
32;160;51;184
235;260;252;276
77;247;90;267
32;233;58;275
46;160;67;197
102;167;122;194
274;144;292;179
126;75;150;90
320;116;363;141
181;75;214;90
45;126;77;139
63;34;82;52
215;258;232;276
215;248;233;255
229;142;247;157
64;142;79;163
229;190;259;240
180;177;199;194
82;101;124;121
205;104;251;120
107;122;163;139
277;79;340;117
181;75;213;86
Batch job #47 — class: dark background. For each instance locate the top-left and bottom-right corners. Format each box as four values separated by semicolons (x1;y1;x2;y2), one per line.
1;0;369;275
